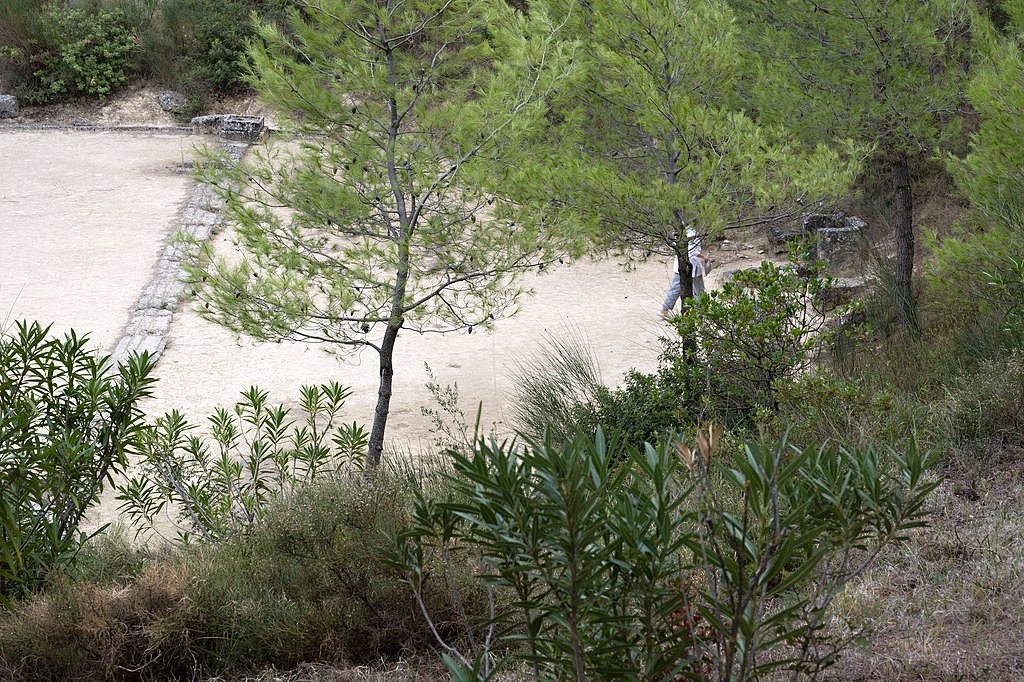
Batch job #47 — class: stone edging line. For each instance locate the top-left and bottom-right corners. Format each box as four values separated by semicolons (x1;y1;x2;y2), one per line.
0;123;195;135
108;141;249;365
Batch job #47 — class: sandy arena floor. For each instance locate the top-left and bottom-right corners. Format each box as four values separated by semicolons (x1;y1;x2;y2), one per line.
0;125;682;458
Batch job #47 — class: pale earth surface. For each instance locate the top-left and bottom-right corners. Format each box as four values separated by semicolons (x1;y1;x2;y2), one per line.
0;89;762;531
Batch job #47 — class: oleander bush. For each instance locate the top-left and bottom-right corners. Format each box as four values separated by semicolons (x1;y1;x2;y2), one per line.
0;321;155;607
116;383;368;544
401;425;938;680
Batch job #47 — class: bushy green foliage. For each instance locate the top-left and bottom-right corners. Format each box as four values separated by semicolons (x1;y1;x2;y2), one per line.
592;361;702;451
137;0;260;100
672;252;837;420
0;321;155;607
507;255;843;449
0;468;477;679
165;473;480;669
402;426;938;680
530;0;857;290
772;373;898;448
921;224;1024;360
0;3;136;103
0;0;289;109
686;430;937;680
402;430;697;680
116;383;368;544
948;6;1024;232
0;0;42;52
506;333;705;454
64;524;149;587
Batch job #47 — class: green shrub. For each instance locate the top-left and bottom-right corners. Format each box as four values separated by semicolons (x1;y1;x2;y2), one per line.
0;321;155;607
0;465;478;679
506;332;707;453
672;251;837;421
933;349;1024;458
772;374;899;448
157;469;480;672
66;525;149;587
402;426;938;680
593;358;702;451
0;3;137;103
137;0;259;98
116;383;368;544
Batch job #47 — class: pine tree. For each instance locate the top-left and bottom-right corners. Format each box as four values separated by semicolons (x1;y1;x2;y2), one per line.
732;0;976;331
533;0;858;302
186;0;578;469
950;0;1024;232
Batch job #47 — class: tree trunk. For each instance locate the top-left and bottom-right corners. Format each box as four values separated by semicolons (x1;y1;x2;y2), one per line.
672;209;695;306
365;321;401;472
678;245;695;305
892;153;918;333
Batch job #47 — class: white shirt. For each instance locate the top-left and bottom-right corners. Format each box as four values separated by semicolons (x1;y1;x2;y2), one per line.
672;229;704;276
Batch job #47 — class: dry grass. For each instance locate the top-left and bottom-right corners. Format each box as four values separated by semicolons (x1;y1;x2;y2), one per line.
824;458;1024;681
205;660;448;681
0;561;192;681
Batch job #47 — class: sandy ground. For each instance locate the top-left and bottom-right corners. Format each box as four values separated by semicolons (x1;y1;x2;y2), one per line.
2;90;765;532
0;130;197;349
144;256;670;453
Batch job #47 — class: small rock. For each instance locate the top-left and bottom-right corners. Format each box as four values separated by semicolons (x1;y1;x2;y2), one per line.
0;94;18;118
157;90;187;113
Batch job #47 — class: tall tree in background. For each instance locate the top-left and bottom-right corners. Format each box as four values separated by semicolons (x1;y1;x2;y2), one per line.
731;0;975;331
531;0;858;300
187;0;579;469
949;0;1024;232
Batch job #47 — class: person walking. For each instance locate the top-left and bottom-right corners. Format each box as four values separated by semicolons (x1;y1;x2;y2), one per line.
660;229;711;318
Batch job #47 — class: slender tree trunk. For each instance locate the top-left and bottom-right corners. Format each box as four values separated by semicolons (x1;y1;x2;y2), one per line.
364;36;408;474
366;321;401;471
678;244;695;305
672;208;695;306
892;152;918;333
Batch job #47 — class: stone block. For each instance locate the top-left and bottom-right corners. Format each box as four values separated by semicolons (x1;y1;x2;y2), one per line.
157;90;187;113
191;114;226;135
0;94;18;118
219;115;265;142
191;114;264;141
802;213;839;235
817;218;864;275
817;276;867;310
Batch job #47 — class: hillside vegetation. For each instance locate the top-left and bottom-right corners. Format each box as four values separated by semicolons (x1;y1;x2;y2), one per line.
2;0;1024;680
